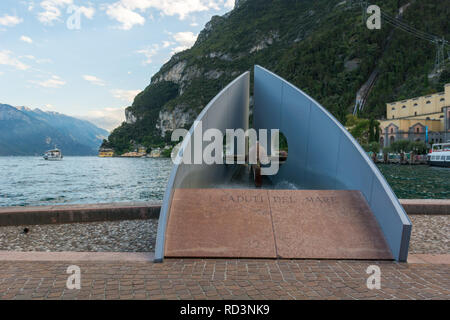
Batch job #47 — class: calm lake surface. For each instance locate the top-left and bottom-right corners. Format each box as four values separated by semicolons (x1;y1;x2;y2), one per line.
0;157;173;207
0;157;448;207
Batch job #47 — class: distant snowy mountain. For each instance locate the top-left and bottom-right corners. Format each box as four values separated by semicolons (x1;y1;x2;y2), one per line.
0;104;108;156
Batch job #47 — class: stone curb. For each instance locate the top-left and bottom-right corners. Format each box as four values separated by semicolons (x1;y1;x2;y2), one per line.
0;202;160;226
0;251;154;262
0;251;448;264
400;199;450;215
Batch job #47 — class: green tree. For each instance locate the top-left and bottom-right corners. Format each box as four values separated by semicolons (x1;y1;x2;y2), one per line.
410;141;428;155
390;140;412;153
362;141;381;154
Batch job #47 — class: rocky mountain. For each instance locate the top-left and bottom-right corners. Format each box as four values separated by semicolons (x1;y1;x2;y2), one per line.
104;0;450;154
0;104;108;156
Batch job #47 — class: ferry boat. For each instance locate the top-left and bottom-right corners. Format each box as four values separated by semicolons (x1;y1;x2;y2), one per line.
43;148;63;161
427;143;450;167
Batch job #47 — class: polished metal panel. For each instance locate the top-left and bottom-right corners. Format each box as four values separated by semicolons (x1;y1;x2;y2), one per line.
154;72;250;262
253;65;411;262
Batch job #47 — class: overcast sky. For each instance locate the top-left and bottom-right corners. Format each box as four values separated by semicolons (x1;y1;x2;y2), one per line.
0;0;234;130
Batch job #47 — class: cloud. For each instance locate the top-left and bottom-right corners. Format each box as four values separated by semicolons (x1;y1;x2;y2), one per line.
38;0;72;24
171;31;198;54
111;89;140;103
224;0;234;9
28;1;36;11
136;44;161;65
105;0;232;30
21;55;52;64
162;41;173;48
30;75;66;88
105;3;145;30
0;50;30;70
79;6;95;19
0;14;23;27
83;74;105;86
80;107;126;131
135;33;195;65
20;35;33;44
38;0;95;25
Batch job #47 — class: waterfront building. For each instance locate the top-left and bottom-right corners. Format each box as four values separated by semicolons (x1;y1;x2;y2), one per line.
99;148;114;157
379;83;450;147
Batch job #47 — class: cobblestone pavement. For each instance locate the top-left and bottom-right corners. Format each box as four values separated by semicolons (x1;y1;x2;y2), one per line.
0;259;448;300
0;215;448;254
0;220;158;252
409;215;449;254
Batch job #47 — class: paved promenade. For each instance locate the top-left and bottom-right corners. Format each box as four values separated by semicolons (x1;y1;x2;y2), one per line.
0;255;448;300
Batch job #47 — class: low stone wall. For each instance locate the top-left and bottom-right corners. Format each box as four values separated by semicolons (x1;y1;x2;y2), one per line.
0;202;160;227
400;199;450;215
0;199;448;227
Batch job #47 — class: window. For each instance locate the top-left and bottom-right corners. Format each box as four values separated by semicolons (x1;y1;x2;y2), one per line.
392;107;396;110
414;103;418;106
416;128;420;133
390;128;394;133
447;156;450;161
402;105;406;109
426;117;431;120
441;156;445;161
426;101;431;104
415;112;417;116
440;98;445;102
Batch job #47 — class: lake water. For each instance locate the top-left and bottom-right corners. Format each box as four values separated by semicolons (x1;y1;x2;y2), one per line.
377;164;450;200
0;157;448;207
0;157;173;207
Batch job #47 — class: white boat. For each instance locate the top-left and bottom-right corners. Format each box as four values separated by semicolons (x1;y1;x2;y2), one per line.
43;148;63;161
427;143;450;167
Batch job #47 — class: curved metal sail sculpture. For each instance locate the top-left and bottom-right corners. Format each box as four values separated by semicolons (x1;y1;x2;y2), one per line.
253;65;411;262
154;71;250;262
154;66;411;262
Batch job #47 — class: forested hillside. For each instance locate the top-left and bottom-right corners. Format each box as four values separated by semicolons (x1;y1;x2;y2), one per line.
104;0;450;154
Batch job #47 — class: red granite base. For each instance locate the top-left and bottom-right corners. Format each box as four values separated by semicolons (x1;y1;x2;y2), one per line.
165;189;393;260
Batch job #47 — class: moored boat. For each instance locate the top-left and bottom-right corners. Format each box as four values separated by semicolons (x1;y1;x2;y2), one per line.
428;143;450;167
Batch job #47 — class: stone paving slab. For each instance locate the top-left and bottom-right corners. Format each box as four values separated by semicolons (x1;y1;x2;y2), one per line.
166;189;392;260
0;258;448;300
166;189;277;258
269;190;392;260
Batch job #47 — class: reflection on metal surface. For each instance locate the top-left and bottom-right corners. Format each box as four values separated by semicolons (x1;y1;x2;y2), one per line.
253;65;411;262
154;72;250;262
